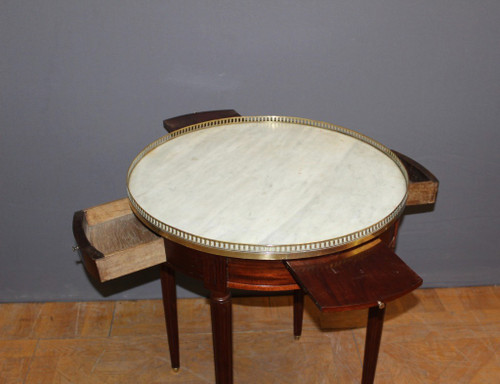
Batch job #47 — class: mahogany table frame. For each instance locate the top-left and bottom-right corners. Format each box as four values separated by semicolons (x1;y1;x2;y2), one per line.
73;109;438;384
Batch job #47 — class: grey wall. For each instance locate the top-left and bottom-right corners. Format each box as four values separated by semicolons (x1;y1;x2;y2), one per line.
1;1;499;302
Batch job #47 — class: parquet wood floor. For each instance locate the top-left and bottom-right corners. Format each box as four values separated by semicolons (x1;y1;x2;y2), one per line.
0;286;498;383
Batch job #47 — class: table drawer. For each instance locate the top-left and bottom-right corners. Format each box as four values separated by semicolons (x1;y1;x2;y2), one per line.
393;151;439;206
72;198;165;282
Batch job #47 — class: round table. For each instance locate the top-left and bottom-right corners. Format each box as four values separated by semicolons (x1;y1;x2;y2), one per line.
127;116;408;259
126;116;419;384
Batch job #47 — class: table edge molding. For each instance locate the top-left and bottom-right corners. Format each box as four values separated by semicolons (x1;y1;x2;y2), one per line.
127;115;409;260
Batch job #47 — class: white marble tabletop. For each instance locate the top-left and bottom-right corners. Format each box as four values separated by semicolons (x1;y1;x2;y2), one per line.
127;116;408;259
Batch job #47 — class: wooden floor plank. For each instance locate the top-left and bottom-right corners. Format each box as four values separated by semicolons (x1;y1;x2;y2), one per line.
232;295;320;333
233;330;357;384
0;303;43;340
26;336;182;384
0;339;37;384
0;286;498;383
29;302;115;339
111;299;213;336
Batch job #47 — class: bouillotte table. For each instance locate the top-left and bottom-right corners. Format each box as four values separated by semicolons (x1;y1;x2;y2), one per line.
73;110;438;384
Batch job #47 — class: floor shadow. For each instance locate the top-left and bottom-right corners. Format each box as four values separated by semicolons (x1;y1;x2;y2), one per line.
316;291;421;330
80;261;209;298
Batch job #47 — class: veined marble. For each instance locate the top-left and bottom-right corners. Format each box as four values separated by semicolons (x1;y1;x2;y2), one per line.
127;117;408;258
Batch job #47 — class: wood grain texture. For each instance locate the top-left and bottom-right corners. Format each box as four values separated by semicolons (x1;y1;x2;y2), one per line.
85;198;132;226
163;109;241;133
160;263;180;370
2;286;499;383
92;237;165;282
286;240;423;312
393;150;439;206
73;204;166;282
72;210;105;281
361;306;386;384
203;255;233;384
164;238;301;292
0;340;37;384
87;214;159;254
227;258;299;291
293;290;304;338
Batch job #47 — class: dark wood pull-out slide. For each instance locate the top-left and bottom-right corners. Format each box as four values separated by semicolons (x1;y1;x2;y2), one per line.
285;240;423;312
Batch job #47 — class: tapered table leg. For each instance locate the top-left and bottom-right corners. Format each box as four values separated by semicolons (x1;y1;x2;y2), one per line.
160;263;180;371
293;290;304;339
210;291;233;384
361;304;386;384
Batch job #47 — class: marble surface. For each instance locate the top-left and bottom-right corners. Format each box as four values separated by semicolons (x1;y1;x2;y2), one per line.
127;119;407;255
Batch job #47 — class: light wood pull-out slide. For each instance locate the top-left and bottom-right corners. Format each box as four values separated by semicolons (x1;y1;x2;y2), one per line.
72;198;165;282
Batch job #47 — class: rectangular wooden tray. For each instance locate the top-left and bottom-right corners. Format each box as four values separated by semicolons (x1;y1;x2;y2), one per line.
72;198;165;282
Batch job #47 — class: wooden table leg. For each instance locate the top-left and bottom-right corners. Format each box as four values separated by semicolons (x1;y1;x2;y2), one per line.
293;290;304;339
160;263;180;371
361;304;386;384
210;290;233;384
203;254;233;384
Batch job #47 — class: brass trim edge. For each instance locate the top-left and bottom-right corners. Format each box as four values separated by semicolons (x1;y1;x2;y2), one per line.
127;116;409;260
